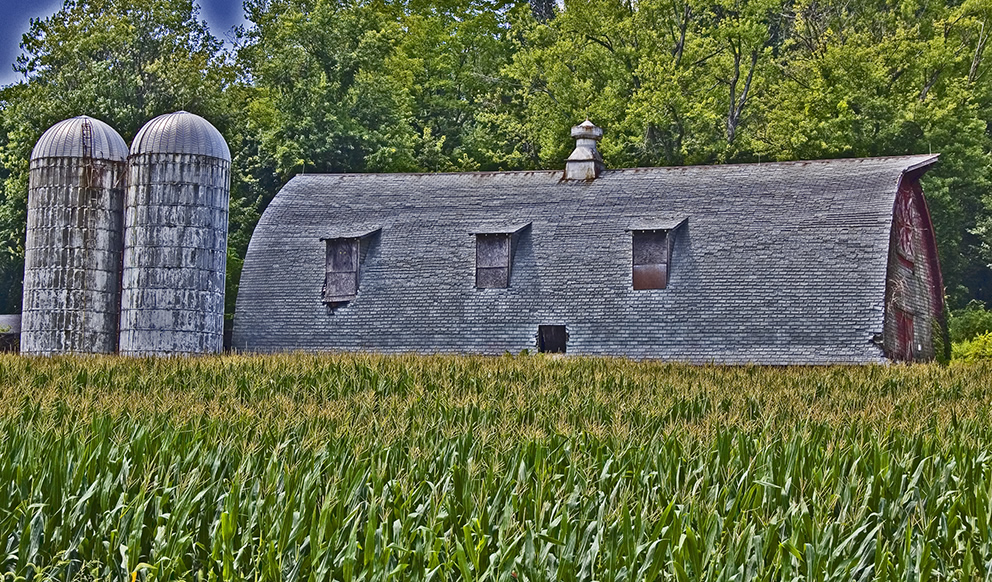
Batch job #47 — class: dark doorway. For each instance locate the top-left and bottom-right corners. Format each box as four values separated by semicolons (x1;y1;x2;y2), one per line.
538;325;567;353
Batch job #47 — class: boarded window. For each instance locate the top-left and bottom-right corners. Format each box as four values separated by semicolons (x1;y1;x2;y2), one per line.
538;325;567;353
323;238;359;303
476;234;510;288
632;231;669;290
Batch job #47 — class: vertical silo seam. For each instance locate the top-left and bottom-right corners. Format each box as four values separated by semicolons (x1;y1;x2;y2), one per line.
80;118;92;350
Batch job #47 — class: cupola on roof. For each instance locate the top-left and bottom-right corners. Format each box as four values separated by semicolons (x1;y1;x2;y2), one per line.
130;111;230;161
565;119;604;180
30;116;129;162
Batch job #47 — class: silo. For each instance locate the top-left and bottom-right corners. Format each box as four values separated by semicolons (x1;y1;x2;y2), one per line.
22;116;128;355
120;111;230;355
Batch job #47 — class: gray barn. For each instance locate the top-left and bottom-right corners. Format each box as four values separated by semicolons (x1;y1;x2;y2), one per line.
233;122;946;364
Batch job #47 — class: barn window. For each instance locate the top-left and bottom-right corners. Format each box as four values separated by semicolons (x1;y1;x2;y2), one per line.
476;234;510;288
471;223;530;289
632;231;670;289
320;227;380;304
627;217;687;290
323;239;359;302
538;325;567;353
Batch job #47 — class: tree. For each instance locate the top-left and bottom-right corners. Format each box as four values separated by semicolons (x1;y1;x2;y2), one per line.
236;0;524;179
394;0;523;171
749;0;992;305
480;0;786;169
236;0;419;179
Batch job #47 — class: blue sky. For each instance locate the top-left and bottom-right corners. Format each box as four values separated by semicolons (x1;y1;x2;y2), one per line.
0;0;247;87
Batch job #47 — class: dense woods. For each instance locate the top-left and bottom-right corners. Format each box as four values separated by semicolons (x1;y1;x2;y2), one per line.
1;0;990;320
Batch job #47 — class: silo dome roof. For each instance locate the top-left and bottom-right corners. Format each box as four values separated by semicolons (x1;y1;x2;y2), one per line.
130;111;230;161
30;116;129;162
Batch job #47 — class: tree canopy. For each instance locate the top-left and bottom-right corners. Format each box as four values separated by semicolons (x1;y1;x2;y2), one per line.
0;0;990;314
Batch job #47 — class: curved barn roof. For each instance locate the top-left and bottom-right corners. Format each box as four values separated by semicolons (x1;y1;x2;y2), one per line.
31;116;128;162
233;155;938;364
130;111;230;161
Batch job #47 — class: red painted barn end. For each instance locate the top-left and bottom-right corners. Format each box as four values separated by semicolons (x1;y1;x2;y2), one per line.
884;162;947;362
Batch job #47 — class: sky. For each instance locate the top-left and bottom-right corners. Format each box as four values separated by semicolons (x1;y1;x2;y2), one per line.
0;0;247;87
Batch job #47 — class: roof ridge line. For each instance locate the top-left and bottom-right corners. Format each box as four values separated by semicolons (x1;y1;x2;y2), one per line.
290;154;940;180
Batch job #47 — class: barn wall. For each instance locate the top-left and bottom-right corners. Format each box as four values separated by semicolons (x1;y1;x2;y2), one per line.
884;176;945;361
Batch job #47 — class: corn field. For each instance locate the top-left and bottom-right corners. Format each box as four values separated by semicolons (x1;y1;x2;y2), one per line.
1;354;991;581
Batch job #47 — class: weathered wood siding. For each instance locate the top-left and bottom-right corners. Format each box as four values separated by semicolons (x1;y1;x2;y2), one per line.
883;176;946;361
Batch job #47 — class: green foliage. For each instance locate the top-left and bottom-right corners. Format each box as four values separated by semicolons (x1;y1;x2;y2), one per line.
953;331;992;360
950;300;992;343
0;354;989;579
236;0;522;178
237;0;417;175
491;0;787;168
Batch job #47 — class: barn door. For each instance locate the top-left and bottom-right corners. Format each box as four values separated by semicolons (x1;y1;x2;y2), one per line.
897;310;915;361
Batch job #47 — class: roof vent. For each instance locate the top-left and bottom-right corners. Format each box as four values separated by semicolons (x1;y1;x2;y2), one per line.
565;120;604;181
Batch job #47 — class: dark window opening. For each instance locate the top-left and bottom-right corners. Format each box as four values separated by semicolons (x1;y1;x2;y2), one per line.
632;230;669;290
476;233;510;288
538;325;567;353
323;238;359;303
